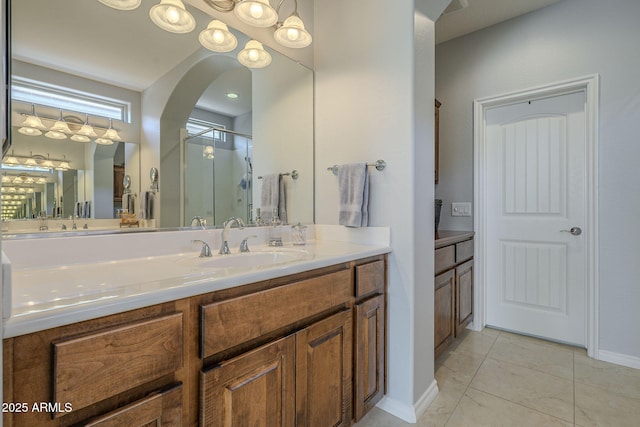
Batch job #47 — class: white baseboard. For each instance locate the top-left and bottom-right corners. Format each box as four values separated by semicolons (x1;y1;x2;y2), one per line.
597;350;640;370
376;380;439;424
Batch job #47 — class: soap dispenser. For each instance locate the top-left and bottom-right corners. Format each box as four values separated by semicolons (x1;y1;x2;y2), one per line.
268;208;283;247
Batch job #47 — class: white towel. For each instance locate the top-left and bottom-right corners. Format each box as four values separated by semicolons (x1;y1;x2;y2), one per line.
261;174;279;223
338;163;369;227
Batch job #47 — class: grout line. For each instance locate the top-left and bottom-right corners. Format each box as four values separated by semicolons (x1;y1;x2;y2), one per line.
441;330;500;426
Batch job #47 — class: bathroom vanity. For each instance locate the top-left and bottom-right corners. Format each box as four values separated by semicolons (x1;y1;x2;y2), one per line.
2;226;389;426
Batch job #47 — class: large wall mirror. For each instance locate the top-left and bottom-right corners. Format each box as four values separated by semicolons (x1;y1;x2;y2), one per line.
3;0;314;235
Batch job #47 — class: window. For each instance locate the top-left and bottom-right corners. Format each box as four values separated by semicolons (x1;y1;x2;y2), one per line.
186;118;226;142
11;77;131;123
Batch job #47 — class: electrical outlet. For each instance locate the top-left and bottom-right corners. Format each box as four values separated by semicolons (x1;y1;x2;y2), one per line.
451;202;472;217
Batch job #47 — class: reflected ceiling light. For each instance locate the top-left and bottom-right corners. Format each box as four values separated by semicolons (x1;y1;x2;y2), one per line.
95;137;115;145
23;158;38;168
226;92;239;99
55;158;71;171
149;0;196;34
45;110;71;140
274;9;312;48
199;19;238;53
98;0;142;10
1;175;10;183
237;40;272;68
41;155;55;169
36;176;47;184
203;145;215;159
3;154;20;166
234;0;278;27
18;104;47;136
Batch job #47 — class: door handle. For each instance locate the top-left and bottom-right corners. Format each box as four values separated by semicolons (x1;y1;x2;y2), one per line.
560;227;582;236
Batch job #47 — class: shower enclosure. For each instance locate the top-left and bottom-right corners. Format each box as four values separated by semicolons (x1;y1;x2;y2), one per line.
182;127;253;227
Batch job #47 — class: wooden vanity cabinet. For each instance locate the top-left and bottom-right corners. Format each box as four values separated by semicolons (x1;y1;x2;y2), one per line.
3;254;388;427
434;233;474;358
3;301;188;427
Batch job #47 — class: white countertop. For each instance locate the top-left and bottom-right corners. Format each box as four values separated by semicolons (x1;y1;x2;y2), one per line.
2;225;391;338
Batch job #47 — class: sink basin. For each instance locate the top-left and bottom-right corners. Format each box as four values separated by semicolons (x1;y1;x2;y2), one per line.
178;248;311;271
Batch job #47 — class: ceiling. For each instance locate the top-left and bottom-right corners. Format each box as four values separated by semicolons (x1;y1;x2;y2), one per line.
435;0;562;44
12;0;563;117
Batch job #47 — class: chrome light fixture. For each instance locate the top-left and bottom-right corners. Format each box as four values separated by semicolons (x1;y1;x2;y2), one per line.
238;40;272;68
98;0;141;10
199;19;238;52
149;0;196;34
18;104;47;136
234;0;278;27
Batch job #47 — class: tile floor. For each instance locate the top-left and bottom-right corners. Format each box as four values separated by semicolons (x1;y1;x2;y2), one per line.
354;328;640;426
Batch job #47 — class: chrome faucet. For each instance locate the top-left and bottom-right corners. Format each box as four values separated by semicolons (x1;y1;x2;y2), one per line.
191;216;207;229
192;239;212;257
219;217;245;255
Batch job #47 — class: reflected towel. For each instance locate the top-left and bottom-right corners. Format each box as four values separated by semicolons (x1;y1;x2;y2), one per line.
139;191;155;219
261;174;279;223
278;175;287;225
338;163;369;228
122;193;136;214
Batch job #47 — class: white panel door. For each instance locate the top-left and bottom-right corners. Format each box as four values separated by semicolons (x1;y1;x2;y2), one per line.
485;91;586;346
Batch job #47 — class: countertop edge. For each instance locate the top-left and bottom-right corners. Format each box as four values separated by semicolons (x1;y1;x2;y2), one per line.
435;230;475;249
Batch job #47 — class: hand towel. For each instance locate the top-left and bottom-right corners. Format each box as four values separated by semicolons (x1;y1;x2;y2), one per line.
338;163;369;227
278;174;288;225
261;174;279;223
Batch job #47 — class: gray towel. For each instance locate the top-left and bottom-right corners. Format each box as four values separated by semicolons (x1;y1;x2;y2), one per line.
139;191;155;219
261;174;279;222
338;163;369;227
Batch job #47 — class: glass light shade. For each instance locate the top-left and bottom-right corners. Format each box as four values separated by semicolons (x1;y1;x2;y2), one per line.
20;115;47;130
95;137;115;146
24;177;35;184
18;126;42;136
98;0;142;10
1;175;10;183
149;0;196;34
199;20;238;53
7;188;15;193
203;145;215;159
44;130;68;140
234;0;278;27
77;123;98;137
12;177;22;184
26;188;35;193
49;119;72;134
36;177;47;184
238;40;272;68
71;134;91;143
41;159;55;169
3;156;20;165
56;161;71;171
275;14;312;48
23;158;38;168
103;128;123;141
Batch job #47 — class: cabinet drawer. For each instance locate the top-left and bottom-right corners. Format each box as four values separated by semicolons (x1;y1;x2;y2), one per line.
53;313;184;415
455;239;474;263
355;260;384;298
435;245;455;274
201;269;352;358
83;383;183;427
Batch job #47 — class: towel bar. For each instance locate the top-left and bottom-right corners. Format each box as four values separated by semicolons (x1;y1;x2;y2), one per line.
327;160;386;176
258;170;299;180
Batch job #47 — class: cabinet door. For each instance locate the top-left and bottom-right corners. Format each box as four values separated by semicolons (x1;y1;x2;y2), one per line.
296;310;352;427
200;336;295;427
435;269;455;357
456;260;474;335
83;383;182;427
354;294;385;422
